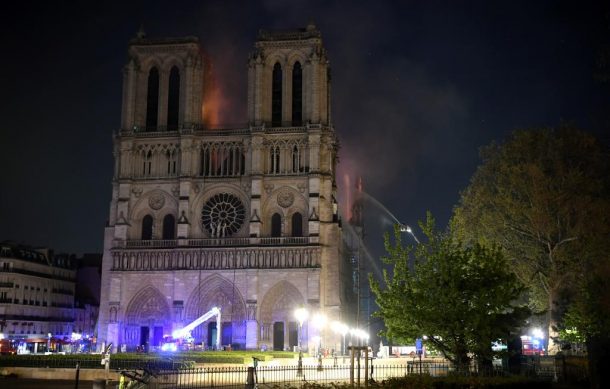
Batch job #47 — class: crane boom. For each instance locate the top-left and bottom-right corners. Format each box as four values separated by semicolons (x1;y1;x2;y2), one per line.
172;306;221;350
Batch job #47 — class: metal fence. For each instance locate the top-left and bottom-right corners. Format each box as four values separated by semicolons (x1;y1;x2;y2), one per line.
140;362;560;389
147;365;405;389
0;355;586;388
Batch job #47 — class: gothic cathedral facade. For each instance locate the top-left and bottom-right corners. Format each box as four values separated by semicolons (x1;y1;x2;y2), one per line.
97;25;347;352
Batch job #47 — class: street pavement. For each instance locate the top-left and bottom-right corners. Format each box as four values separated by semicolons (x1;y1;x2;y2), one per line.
1;378;87;388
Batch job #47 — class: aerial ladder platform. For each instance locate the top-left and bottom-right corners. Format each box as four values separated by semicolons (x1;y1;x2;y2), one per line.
172;306;222;350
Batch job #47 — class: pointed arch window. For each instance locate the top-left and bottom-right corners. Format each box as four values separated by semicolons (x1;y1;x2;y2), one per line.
166;149;177;176
291;212;303;237
271;213;282;237
162;214;175;239
292;62;302;126
223;145;245;176
292;145;299;173
167;66;180;131
272;63;282;126
141;215;153;240
270;146;280;174
145;67;159;131
143;150;153;176
200;148;210;176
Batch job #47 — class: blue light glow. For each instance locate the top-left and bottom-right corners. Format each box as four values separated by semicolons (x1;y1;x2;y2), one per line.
161;343;177;352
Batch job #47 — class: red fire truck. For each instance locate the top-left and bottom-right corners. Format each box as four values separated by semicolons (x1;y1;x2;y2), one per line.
0;339;17;355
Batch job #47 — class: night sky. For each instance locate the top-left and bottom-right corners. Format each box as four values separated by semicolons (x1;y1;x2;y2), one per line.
1;0;608;258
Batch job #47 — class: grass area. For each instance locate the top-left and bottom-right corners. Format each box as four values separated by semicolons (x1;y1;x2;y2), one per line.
0;350;301;366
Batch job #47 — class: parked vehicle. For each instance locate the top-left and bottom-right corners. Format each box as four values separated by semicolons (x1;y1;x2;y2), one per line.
0;339;17;355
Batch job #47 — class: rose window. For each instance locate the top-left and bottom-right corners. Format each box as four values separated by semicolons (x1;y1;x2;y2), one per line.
201;193;246;237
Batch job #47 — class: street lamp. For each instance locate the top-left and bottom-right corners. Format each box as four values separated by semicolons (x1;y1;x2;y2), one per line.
294;307;309;376
331;321;349;356
311;313;327;354
352;329;368;346
362;331;370;346
349;328;358;346
47;332;52;353
294;308;309;351
399;224;420;244
312;313;327;370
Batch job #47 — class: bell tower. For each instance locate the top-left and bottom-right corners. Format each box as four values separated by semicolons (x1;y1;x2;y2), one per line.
121;35;204;132
247;23;331;127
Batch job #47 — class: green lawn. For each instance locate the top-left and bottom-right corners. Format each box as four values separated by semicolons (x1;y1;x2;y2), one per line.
0;350;301;366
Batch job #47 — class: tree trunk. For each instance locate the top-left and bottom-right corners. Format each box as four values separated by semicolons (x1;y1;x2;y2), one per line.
454;342;471;374
547;288;560;355
477;357;493;376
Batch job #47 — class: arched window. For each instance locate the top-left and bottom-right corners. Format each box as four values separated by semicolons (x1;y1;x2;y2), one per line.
166;150;172;175
292;145;299;173
143;150;153;176
292;62;302;126
145;67;159;131
239;152;246;175
222;146;245;176
162;214;175;239
271;213;282;237
270;146;280;174
291;212;303;237
167;66;180;131
141;215;153;240
200;148;208;176
272;63;282;126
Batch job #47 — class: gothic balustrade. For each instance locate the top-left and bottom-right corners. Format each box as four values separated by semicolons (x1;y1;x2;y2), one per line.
123;239;179;248
119;123;250;137
119;123;330;137
115;236;317;249
110;245;321;271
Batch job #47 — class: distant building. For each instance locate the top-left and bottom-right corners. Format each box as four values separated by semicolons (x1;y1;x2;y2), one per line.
0;243;102;353
0;243;76;352
74;302;98;341
74;253;102;338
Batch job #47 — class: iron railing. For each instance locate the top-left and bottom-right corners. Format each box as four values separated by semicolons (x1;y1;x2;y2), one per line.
141;362;559;389
0;356;582;387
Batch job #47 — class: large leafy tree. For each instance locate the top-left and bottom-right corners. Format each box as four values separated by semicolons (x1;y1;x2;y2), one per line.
370;214;529;370
452;126;610;356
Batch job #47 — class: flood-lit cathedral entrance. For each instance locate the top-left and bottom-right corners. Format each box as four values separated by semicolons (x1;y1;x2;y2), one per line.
97;24;351;352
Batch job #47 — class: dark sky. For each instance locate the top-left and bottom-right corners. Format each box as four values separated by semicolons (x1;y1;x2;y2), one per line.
1;0;608;256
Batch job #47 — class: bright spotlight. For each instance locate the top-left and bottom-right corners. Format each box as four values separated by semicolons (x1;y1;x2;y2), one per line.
532;328;544;339
161;343;177;352
172;329;184;339
331;321;349;335
312;313;328;329
294;307;309;325
399;224;412;233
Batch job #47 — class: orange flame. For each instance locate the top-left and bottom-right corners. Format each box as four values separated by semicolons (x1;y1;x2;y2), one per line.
202;55;221;127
